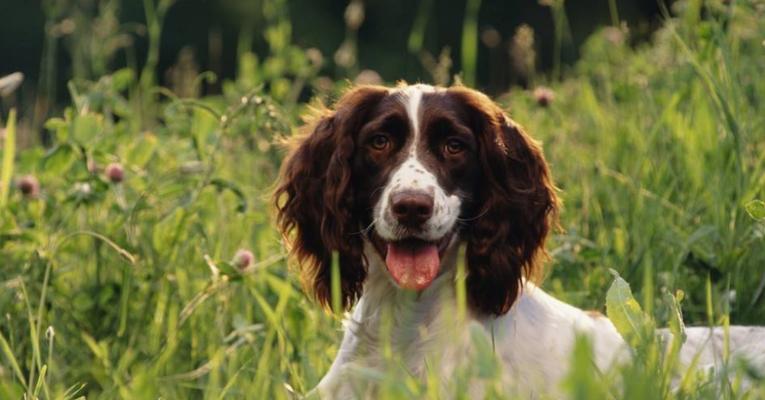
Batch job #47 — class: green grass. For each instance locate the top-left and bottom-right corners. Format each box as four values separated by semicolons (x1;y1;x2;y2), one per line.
1;0;765;398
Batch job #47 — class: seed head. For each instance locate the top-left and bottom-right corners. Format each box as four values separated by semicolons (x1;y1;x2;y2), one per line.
233;249;254;270
510;24;536;79
180;161;205;174
481;28;502;48
74;182;92;195
0;72;24;97
533;86;555;107
305;48;324;68
334;40;356;68
354;69;382;86
17;175;40;198
105;162;124;183
603;26;626;46
344;1;365;30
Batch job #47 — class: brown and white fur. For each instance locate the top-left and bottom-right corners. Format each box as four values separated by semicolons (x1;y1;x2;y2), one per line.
275;83;765;398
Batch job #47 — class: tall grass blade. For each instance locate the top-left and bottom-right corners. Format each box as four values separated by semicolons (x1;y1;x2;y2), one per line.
460;0;481;87
33;364;47;397
0;330;27;388
705;274;714;327
455;245;467;322
607;0;619;27
0;108;16;207
18;280;43;397
407;0;434;53
331;251;342;314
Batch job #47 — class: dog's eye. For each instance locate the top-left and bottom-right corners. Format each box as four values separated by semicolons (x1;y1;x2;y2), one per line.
444;138;465;155
370;134;390;151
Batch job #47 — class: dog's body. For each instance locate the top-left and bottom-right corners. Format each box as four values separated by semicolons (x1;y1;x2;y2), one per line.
318;243;765;398
318;243;628;398
275;83;765;398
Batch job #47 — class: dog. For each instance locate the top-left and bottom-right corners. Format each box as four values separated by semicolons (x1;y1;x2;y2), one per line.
274;83;765;398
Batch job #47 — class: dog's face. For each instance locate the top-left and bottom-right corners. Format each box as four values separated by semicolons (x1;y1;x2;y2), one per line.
350;85;481;290
276;83;558;315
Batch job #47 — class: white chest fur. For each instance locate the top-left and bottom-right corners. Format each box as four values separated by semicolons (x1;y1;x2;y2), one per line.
315;245;628;398
314;245;765;399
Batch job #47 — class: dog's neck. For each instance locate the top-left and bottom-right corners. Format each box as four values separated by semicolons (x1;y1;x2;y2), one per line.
350;240;467;350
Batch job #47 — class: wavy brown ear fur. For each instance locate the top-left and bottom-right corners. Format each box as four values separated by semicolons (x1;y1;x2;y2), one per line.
450;87;559;316
275;86;388;310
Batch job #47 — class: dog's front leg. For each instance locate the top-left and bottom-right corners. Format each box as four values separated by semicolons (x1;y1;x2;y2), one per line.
311;301;371;399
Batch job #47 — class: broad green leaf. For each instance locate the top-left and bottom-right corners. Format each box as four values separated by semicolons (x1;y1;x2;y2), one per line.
72;113;104;145
43;117;67;131
42;144;77;175
111;68;135;92
606;270;654;347
126;133;157;168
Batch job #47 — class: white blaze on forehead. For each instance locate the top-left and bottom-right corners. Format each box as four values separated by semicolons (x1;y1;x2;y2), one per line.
392;84;436;188
372;84;461;242
395;84;439;153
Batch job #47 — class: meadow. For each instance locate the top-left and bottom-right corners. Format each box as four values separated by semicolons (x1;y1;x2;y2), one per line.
1;0;765;398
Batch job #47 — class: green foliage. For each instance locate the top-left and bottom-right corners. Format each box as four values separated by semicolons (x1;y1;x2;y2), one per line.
745;200;765;221
1;0;765;398
524;0;765;327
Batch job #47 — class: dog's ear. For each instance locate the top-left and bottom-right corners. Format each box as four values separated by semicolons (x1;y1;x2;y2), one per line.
450;87;559;316
275;86;388;310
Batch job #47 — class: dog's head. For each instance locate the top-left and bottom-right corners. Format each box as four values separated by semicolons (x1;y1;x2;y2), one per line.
275;83;558;315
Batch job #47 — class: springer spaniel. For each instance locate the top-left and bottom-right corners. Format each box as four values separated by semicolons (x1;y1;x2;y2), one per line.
275;83;765;398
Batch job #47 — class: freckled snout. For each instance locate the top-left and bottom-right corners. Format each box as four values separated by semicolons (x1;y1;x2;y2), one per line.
390;190;434;228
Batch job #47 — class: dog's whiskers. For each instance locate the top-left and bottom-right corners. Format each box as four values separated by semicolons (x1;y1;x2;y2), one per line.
351;218;378;237
369;185;387;200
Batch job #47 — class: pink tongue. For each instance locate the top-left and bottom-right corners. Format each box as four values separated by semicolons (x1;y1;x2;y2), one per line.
385;241;440;290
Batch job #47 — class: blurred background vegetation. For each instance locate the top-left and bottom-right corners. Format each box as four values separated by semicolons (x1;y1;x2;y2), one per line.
1;0;671;128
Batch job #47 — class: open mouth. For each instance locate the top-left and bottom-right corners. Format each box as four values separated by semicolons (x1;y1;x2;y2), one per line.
371;232;454;291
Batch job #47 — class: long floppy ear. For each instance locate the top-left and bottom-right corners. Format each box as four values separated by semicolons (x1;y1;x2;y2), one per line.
451;88;559;316
274;86;388;310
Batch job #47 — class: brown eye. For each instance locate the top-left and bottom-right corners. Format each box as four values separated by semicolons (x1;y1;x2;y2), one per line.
370;134;390;151
444;138;465;155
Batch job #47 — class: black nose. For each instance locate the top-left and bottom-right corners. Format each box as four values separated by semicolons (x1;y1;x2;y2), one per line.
390;190;434;228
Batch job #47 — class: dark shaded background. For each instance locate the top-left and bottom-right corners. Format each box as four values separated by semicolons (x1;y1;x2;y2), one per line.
0;0;670;103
